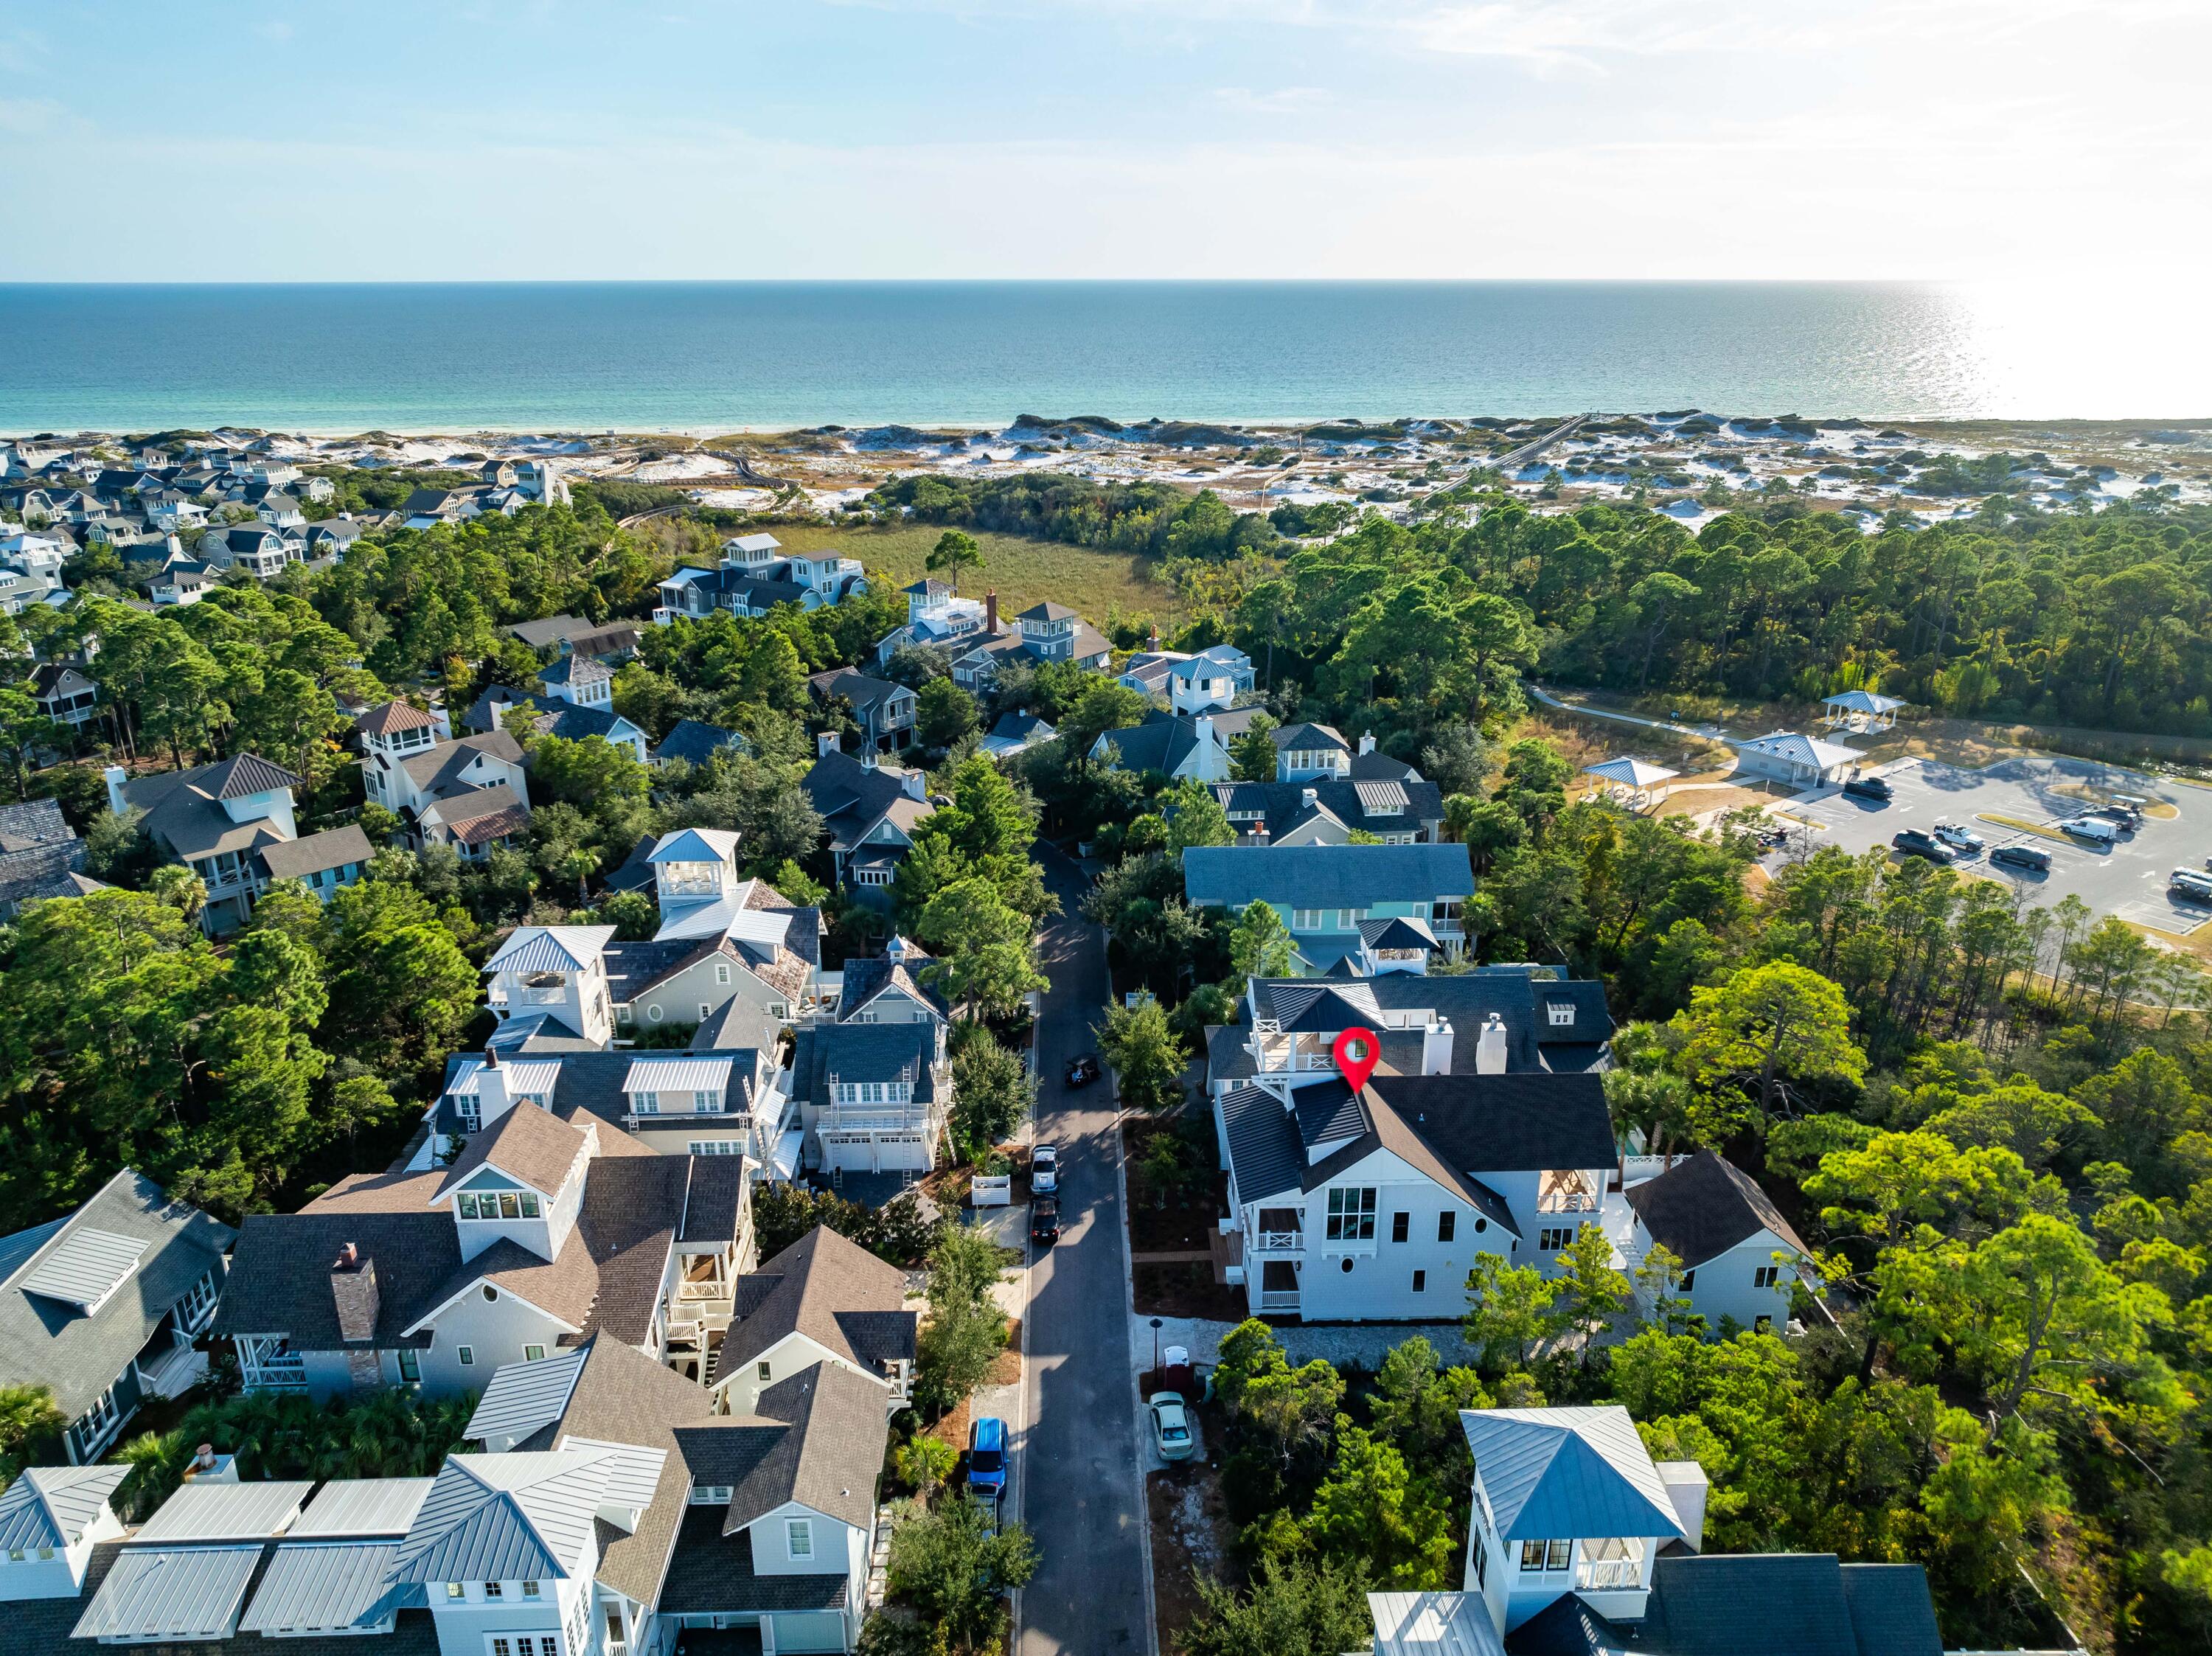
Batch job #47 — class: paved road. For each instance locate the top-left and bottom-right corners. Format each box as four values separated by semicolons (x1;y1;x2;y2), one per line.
1016;843;1152;1656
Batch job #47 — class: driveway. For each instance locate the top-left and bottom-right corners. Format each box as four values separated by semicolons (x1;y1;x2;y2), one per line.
1778;756;2211;935
1015;843;1152;1656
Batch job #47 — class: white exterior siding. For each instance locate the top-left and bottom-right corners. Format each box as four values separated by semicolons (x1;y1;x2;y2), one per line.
1671;1229;1799;1333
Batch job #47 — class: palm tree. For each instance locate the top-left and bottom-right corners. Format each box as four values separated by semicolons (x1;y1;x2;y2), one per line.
0;1382;66;1479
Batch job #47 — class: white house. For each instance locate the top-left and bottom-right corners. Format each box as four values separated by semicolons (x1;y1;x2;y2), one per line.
1166;644;1253;714
0;1467;129;1600
485;925;619;1047
704;1228;916;1418
216;1099;754;1397
539;653;615;709
1618;1149;1813;1335
1731;730;1864;789
1368;1411;1948;1655
1212;1069;1618;1321
790;1009;950;1182
655;535;868;626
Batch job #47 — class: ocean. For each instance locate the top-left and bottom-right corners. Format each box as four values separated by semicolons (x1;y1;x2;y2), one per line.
1;281;2202;434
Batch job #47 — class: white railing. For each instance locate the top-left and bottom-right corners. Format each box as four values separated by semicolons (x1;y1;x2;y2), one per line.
1259;1292;1300;1312
507;984;568;1006
1539;1191;1602;1214
1253;1231;1304;1253
1621;1153;1690;1187
1576;1557;1641;1590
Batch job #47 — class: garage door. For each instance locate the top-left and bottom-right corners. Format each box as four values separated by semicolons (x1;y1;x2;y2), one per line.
770;1611;848;1652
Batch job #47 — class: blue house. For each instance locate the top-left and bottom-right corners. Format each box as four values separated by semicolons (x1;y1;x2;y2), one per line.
1182;842;1475;970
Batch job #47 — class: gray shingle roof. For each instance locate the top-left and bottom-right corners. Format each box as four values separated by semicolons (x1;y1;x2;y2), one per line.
653;718;747;767
257;824;371;880
718;1360;888;1532
437;1102;590;1197
1530;1552;1944;1656
656;1507;854;1615
0;1169;233;1419
1624;1150;1808;1270
710;1227;916;1387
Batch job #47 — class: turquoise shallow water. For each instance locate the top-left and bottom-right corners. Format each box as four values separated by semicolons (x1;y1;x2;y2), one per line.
0;281;2197;432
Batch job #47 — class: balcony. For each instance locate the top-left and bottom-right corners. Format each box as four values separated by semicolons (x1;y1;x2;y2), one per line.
1252;1231;1304;1254
1258;1291;1301;1312
1538;1169;1603;1214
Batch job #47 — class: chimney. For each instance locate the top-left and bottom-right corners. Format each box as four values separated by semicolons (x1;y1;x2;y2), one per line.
1301;787;1318;810
901;766;927;801
194;1444;217;1472
986;589;999;636
104;764;130;815
1477;1013;1509;1075
1194;714;1214;750
1149;625;1160;651
483;1044;498;1068
1358;730;1377;756
817;729;840;759
1658;1461;1709;1552
477;1051;511;1124
330;1246;380;1344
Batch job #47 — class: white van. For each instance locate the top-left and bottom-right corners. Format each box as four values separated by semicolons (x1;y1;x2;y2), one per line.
2065;816;2120;844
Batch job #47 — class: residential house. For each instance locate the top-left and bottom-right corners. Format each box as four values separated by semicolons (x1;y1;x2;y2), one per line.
506;614;641;664
1090;710;1233;782
810;669;915;754
945;594;1113;689
0;569;62;615
0;1466;129;1601
980;709;1054;757
107;754;369;932
788;1017;949;1188
650;717;748;770
799;740;934;902
1618;1150;1812;1335
871;579;990;663
146;557;216;605
0;1169;233;1464
653;535;867;625
358;708;533;858
705;1227;916;1418
830;936;950;1028
597;836;822;1032
484;925;621;1048
401;486;479;529
1206;968;1615;1097
539;653;616;710
302;516;366;558
1211;1071;1616;1321
215;1099;754;1396
464;684;651;764
30;660;99;729
1208;769;1446;845
1365;1405;1944;1656
1731;731;1863;790
1182;841;1476;970
0;529;69;580
0;798;97;919
201;522;304;579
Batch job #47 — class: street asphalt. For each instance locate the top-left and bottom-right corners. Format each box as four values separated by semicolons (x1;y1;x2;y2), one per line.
1015;843;1152;1656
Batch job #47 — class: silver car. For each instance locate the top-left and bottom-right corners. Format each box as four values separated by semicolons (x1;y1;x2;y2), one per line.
1149;1391;1197;1462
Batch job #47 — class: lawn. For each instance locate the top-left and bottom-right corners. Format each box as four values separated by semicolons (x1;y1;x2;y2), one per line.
771;523;1185;633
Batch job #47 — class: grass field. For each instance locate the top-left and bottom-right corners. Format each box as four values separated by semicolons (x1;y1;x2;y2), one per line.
771;523;1185;633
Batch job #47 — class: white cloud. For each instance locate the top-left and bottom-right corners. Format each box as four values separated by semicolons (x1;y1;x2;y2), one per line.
1211;86;1332;114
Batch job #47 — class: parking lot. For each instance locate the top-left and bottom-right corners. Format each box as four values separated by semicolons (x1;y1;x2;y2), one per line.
1776;755;2212;936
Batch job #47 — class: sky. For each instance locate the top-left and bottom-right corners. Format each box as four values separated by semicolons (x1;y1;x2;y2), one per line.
1;0;2207;283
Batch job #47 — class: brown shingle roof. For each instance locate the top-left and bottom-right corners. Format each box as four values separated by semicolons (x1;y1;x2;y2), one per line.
355;700;439;737
436;1102;591;1199
710;1227;914;1388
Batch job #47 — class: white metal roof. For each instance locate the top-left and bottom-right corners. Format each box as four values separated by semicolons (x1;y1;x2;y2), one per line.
72;1544;264;1641
1822;690;1905;714
465;1347;591;1447
484;925;616;973
648;827;741;864
134;1478;310;1545
1739;730;1863;770
1368;1591;1507;1656
389;1452;610;1584
1354;781;1411;815
240;1540;404;1634
0;1464;128;1553
447;1057;565;1100
291;1478;436;1538
1583;756;1680;787
18;1226;147;1312
555;1438;670;1514
621;1055;736;1095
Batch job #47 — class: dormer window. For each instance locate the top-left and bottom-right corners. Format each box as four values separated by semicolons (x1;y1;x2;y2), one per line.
1548;1002;1576;1027
458;1191;540;1220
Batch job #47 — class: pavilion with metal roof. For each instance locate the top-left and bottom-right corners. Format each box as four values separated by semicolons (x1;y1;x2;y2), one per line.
1582;756;1680;811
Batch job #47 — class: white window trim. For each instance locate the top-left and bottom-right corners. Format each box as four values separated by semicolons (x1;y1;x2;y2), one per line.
786;1517;813;1561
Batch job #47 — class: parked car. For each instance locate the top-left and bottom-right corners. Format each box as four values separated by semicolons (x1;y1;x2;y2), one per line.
1892;829;1954;865
1149;1391;1197;1463
1933;820;1986;855
2065;816;2121;845
1843;776;1893;802
1031;1143;1059;1194
1030;1194;1060;1245
2171;869;2212;902
967;1416;1008;1503
1064;1054;1100;1089
1991;843;2053;873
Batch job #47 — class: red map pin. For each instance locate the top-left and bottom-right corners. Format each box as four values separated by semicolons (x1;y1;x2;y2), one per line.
1332;1026;1381;1091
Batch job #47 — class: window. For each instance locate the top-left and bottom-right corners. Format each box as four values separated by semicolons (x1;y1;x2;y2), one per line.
693;1089;718;1113
483;1285;499;1302
633;1092;660;1114
1390;1211;1410;1244
484;1582;503;1600
523;1345;546;1362
1325;1188;1377;1242
689;1140;743;1155
758;1361;773;1381
1754;1315;1773;1333
178;1267;219;1330
1438;1211;1456;1243
855;865;894;887
521;1194;540;1218
447;1584;465;1601
1520;1540;1571;1572
1678;1269;1695;1291
458;1346;475;1366
698;1004;712;1021
1539;1227;1578;1251
397;1349;420;1384
617;1005;633;1024
1412;1270;1427;1293
715;964;731;985
787;1518;813;1560
521;1582;540;1599
1754;1265;1781;1289
1548;1001;1575;1027
690;1485;734;1505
